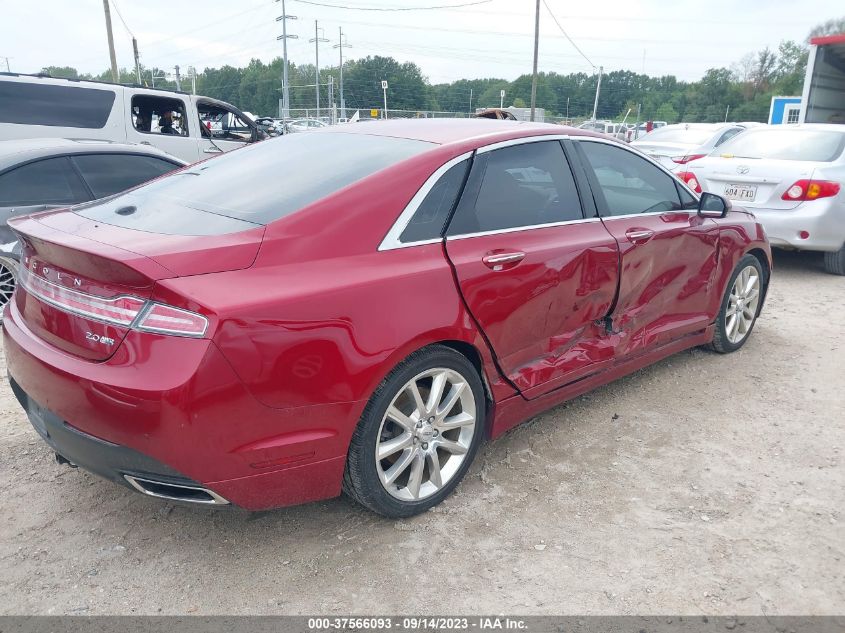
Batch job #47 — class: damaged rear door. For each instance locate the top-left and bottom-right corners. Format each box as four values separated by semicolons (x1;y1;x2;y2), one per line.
444;139;620;399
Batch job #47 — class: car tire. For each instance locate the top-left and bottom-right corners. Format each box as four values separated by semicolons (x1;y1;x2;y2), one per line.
823;245;845;276
710;254;764;354
343;345;486;518
0;256;18;319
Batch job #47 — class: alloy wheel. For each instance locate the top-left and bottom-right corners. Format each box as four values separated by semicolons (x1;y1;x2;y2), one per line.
375;367;476;501
0;260;16;315
725;265;760;344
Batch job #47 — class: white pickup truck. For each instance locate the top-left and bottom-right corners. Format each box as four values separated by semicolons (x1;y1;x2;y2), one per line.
0;73;267;163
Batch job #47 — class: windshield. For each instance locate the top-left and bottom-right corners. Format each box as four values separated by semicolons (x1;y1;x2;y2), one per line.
75;132;432;227
715;128;845;162
638;126;715;145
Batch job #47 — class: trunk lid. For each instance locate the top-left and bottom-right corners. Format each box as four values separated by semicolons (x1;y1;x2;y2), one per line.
689;155;817;210
9;208;264;361
632;141;697;169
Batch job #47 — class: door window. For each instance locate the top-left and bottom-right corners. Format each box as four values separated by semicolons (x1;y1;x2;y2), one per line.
197;102;253;143
447;141;583;235
71;154;180;199
131;95;189;137
0;81;115;128
400;159;469;243
579;141;684;216
0;157;90;207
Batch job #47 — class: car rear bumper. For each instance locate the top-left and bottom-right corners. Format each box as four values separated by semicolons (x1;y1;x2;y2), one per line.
3;299;358;510
751;199;845;252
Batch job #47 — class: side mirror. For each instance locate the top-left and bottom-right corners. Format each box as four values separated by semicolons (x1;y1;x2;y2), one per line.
698;192;731;218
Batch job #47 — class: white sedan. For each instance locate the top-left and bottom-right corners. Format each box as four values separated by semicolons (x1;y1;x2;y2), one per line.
632;123;749;170
677;124;845;275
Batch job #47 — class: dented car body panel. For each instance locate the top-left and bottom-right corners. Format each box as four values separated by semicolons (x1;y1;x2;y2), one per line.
3;120;771;510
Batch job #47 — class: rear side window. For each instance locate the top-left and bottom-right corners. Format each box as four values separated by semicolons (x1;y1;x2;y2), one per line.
71;154;179;199
76;132;432;227
0;81;115;128
447;141;583;235
400;159;469;243
580;141;683;216
0;157;90;207
717;129;845;162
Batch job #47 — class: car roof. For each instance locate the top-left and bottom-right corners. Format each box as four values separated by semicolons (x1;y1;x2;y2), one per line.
319;118;579;146
0;138;186;171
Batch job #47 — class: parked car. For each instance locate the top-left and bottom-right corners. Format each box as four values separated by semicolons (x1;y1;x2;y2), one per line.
0;73;265;163
677;124;845;274
474;108;519;121
254;117;286;136
632;120;669;140
286;118;328;133
0;138;186;311
632;122;749;170
577;120;628;140
4;120;771;517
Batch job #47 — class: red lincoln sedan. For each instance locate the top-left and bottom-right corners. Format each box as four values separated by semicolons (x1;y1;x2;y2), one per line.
3;119;771;517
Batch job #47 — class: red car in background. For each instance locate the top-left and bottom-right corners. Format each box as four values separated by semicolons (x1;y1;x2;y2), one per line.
3;119;771;517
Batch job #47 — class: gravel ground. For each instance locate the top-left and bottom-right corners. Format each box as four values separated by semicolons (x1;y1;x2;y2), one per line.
0;250;842;616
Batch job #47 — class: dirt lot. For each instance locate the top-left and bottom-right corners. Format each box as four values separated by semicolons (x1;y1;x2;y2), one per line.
0;250;842;616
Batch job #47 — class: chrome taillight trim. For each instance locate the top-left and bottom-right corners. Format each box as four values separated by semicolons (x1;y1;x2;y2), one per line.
18;267;209;338
18;265;144;327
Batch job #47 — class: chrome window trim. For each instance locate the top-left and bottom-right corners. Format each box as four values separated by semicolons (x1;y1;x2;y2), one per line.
378;151;473;251
474;134;572;154
446;216;602;241
378;132;703;251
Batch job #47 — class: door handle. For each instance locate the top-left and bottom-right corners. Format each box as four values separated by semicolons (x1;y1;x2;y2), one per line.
625;228;655;244
482;251;525;270
139;141;152;146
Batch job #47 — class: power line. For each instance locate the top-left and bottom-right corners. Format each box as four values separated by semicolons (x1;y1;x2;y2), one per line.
108;0;134;38
541;0;595;70
289;0;492;11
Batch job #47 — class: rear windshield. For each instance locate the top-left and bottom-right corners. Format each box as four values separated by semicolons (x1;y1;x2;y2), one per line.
76;132;433;228
639;127;715;145
715;129;845;162
0;80;115;128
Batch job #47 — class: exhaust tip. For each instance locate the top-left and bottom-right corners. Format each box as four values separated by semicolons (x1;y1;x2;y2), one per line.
123;474;229;506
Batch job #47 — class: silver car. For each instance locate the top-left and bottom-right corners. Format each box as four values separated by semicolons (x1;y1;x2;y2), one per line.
680;124;845;275
632;123;748;170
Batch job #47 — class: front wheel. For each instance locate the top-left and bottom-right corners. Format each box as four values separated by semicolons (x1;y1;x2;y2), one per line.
343;345;485;518
710;254;764;354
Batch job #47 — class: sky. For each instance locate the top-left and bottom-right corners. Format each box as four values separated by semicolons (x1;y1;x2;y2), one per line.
0;0;837;85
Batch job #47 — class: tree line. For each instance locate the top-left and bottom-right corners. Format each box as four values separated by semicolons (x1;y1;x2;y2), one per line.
40;16;843;123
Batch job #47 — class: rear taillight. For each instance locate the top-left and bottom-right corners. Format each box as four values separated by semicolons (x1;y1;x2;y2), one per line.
781;179;841;201
135;303;208;337
677;171;702;193
18;266;208;338
671;154;706;165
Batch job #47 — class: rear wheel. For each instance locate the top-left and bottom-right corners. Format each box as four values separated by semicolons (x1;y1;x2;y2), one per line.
343;345;485;518
710;254;764;354
824;245;845;276
0;257;18;317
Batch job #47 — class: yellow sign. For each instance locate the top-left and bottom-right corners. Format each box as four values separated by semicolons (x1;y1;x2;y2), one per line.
370;109;379;118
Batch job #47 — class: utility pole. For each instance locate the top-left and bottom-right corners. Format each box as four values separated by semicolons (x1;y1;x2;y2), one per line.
591;65;603;121
529;0;540;122
328;75;335;124
275;0;298;119
174;65;182;92
132;37;141;84
1;57;11;73
333;27;350;120
309;21;329;120
189;66;197;95
102;0;119;83
500;89;505;109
